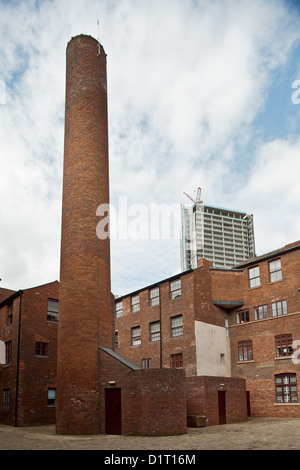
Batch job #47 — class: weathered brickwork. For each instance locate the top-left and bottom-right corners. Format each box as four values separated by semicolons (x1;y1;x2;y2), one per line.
228;243;300;418
115;242;300;421
0;281;59;426
186;376;247;426
98;348;186;435
56;35;113;435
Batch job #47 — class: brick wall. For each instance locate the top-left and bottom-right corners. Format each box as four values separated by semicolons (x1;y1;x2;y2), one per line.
115;271;198;376
0;281;59;426
186;376;247;426
99;348;186;435
229;245;300;417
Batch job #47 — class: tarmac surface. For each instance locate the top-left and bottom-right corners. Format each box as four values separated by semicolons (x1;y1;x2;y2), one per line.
0;417;299;452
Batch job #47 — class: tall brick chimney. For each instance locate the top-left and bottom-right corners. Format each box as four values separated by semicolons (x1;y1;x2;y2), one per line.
56;35;112;435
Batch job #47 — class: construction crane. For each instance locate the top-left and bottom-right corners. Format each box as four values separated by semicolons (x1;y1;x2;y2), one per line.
183;187;203;204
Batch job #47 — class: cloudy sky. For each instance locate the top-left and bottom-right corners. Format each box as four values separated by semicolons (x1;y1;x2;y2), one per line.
1;0;300;295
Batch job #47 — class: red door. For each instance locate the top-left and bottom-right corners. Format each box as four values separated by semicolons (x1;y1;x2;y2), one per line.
105;388;121;435
246;391;251;417
218;390;226;424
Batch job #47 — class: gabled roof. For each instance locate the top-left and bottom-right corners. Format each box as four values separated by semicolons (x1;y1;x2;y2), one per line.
234;241;300;269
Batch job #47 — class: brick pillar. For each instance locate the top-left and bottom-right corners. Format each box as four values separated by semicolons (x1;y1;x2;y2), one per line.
56;35;112;434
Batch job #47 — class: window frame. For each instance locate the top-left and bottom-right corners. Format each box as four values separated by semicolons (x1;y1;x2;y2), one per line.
35;341;48;357
3;389;10;411
5;341;12;364
236;309;250;324
275;334;293;357
238;340;253;361
115;301;123;318
272;300;288;317
254;305;268;321
275;373;298;403
170;279;181;300
170;352;183;369
150;321;161;342
131;294;140;313
141;358;152;369
131;326;141;346
171;314;183;338
47;299;59;323
47;388;56;407
248;266;260;288
149;287;160;307
269;258;282;283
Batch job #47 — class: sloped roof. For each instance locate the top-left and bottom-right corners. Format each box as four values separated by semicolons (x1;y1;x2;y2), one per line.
99;347;140;370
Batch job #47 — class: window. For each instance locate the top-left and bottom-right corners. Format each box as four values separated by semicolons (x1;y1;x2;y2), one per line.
275;334;293;357
254;305;268;320
171;315;183;338
131;326;141;346
7;303;13;325
149;287;159;306
272;300;288;317
236;310;249;324
238;340;253;361
47;388;56;406
150;321;161;342
115;301;123;318
115;331;119;351
35;342;48;357
220;353;225;364
5;341;12;364
248;266;260;288
170;279;181;300
170;353;183;369
141;358;152;369
3;389;10;411
131;295;140;313
269;259;282;283
47;299;59;323
275;374;298;403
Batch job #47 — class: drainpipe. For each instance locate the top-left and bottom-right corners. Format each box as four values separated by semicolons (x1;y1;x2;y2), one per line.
15;290;22;427
159;284;162;369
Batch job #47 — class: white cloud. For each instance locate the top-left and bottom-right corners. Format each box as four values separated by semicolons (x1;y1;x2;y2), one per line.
0;0;299;294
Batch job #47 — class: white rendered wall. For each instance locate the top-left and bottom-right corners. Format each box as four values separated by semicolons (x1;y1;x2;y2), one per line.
0;340;5;364
195;320;231;377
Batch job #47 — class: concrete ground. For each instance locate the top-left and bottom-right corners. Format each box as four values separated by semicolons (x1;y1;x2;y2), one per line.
0;417;299;451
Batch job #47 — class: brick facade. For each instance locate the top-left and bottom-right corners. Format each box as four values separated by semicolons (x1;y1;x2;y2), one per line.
0;281;59;426
99;348;186;435
228;242;300;417
115;241;300;422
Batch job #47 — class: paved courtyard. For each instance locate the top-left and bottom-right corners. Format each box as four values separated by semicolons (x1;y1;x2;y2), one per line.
0;417;299;451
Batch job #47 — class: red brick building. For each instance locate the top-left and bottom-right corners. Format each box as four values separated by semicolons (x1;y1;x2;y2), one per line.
114;240;300;422
229;241;300;418
0;240;298;429
0;281;59;426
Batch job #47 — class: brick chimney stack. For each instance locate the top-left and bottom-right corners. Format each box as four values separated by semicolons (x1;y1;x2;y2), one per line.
56;35;112;435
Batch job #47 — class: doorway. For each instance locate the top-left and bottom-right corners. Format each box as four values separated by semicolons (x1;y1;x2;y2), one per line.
218;390;226;424
246;391;251;417
105;388;121;434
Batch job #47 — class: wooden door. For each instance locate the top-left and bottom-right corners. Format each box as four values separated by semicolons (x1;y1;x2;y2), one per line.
218;390;226;425
105;388;121;434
